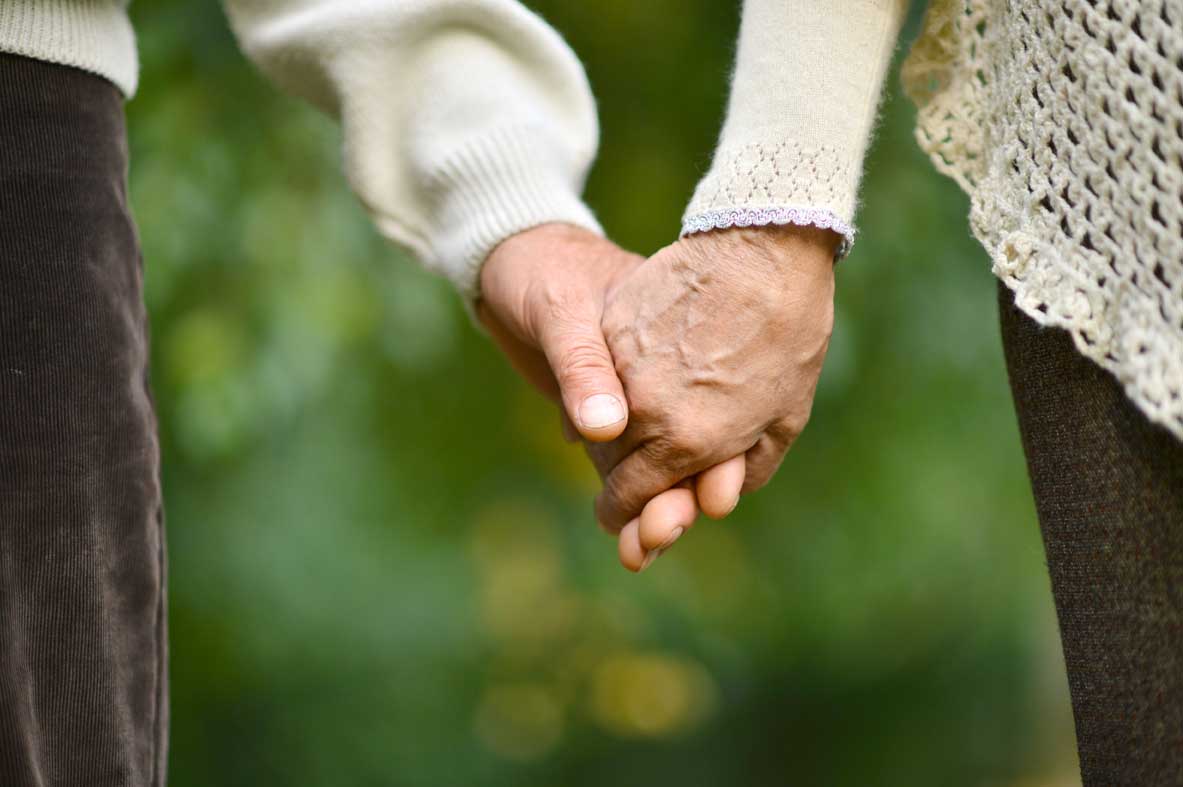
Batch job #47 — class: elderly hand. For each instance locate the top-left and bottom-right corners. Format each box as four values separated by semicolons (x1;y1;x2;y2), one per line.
478;223;638;442
589;224;840;566
477;223;745;565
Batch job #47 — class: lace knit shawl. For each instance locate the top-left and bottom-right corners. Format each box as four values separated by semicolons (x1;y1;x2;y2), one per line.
902;0;1183;440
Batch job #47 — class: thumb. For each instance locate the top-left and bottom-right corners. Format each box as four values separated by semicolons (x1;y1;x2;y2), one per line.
538;311;628;442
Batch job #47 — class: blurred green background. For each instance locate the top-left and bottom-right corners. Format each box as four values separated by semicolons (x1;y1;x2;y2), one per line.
126;2;1078;785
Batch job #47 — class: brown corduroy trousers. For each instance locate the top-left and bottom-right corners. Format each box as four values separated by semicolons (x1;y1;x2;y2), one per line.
0;51;1179;787
0;54;167;787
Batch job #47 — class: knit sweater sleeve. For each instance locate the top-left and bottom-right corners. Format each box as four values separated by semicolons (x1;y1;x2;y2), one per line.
683;0;909;255
221;0;602;300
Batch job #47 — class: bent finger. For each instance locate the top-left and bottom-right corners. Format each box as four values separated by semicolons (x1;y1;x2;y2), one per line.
637;487;698;553
539;317;628;443
743;433;789;495
595;445;685;533
696;455;746;519
617;518;646;572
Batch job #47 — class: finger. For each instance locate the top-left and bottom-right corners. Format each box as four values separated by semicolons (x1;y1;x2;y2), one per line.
581;425;648;484
583;441;611;480
595;444;685;532
696;455;747;519
538;312;628;443
617;518;647;572
637;487;697;553
580;416;647;479
742;433;790;495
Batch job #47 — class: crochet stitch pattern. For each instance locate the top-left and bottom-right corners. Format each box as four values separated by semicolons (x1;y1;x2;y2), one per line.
903;0;1183;440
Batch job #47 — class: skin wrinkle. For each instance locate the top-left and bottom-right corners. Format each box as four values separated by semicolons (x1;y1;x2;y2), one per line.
477;219;837;536
592;225;838;529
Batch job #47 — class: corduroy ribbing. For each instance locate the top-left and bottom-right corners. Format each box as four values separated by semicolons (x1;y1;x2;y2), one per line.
0;0;137;96
0;52;166;786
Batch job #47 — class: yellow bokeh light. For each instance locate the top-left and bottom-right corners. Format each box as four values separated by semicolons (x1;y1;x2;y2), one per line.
474;683;564;762
589;652;719;739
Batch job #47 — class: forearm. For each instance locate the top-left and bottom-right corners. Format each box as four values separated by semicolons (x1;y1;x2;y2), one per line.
222;0;603;299
683;0;909;254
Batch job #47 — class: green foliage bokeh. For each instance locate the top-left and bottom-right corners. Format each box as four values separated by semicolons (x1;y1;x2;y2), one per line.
126;2;1077;785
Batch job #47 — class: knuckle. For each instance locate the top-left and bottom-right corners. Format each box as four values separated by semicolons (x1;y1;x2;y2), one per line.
555;340;612;385
525;278;590;338
794;407;813;435
643;433;699;476
741;465;777;496
600;300;628;340
621;380;663;424
742;435;789;495
641;435;680;466
599;477;643;529
595;488;621;529
675;431;713;463
533;273;578;312
742;471;774;495
665;414;715;461
610;459;666;513
770;406;811;445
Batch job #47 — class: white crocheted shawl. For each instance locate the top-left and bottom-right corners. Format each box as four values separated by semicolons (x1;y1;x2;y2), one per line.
903;0;1183;440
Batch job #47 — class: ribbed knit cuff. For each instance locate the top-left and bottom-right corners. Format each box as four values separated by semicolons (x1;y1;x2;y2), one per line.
0;1;137;96
425;124;603;302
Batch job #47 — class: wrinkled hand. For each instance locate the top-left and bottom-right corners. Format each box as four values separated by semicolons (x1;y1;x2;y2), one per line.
477;224;744;565
591;225;839;558
478;223;638;442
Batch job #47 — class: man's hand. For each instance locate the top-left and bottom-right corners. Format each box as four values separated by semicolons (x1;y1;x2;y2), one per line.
477;223;746;572
590;224;839;535
478;223;638;442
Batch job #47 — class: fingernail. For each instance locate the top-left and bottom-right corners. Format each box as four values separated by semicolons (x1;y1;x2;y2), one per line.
640;548;663;571
658;526;684;551
579;394;625;429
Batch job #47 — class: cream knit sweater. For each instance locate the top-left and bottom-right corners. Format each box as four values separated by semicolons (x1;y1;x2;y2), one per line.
0;0;902;295
5;1;1179;438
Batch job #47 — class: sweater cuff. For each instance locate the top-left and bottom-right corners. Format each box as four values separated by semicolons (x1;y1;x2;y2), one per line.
681;138;859;257
425;125;603;302
0;0;137;96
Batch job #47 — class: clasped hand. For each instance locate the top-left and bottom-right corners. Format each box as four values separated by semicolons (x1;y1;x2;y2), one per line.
478;222;838;571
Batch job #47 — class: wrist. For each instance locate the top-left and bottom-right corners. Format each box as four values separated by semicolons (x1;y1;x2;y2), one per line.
680;224;839;283
481;223;604;295
430;126;602;303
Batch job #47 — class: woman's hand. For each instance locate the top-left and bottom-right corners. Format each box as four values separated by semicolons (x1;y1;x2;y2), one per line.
478;223;747;571
615;456;748;572
590;224;840;536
